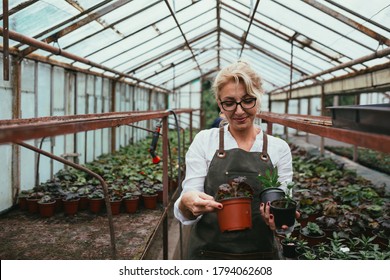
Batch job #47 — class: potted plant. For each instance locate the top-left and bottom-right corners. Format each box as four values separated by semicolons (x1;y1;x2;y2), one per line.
215;176;254;232
258;167;285;204
300;204;323;222
269;183;297;235
77;185;93;210
315;215;340;238
153;183;163;202
294;239;310;257
88;189;105;214
62;192;80;215
300;221;326;247
122;192;140;214
109;192;123;215
26;191;45;214
18;190;32;211
312;242;331;259
280;234;299;259
37;194;56;218
141;186;158;210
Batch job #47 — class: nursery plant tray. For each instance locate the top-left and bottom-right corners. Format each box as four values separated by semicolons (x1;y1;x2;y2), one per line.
328;104;390;135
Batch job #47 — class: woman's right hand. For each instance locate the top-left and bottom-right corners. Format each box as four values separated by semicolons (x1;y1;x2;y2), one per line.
179;190;223;219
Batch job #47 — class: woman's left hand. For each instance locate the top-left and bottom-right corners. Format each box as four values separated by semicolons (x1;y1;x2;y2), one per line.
259;201;300;231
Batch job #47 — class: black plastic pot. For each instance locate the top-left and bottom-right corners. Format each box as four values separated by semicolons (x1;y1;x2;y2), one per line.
259;187;285;204
281;240;298;259
270;199;297;235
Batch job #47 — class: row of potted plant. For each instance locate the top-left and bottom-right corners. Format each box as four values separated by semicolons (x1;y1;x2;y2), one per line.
16;128;191;218
18;179;164;218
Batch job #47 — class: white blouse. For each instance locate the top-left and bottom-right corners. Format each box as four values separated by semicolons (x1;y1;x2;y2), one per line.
173;125;293;225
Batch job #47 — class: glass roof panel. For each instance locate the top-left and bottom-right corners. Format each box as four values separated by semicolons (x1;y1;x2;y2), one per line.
1;0;388;93
113;1;167;36
2;0;78;43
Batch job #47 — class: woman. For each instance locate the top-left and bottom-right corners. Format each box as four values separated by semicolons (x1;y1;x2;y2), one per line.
173;61;293;259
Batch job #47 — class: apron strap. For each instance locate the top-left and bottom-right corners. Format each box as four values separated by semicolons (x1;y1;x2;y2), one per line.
260;132;270;161
217;120;227;158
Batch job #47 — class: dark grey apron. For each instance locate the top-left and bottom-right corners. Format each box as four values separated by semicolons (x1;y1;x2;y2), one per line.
187;125;277;260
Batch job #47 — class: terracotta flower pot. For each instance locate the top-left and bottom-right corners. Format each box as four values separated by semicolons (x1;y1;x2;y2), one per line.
110;199;122;215
78;196;89;210
18;197;28;211
26;198;39;214
38;201;56;218
88;198;104;214
157;190;163;202
142;194;158;210
124;197;139;214
62;198;80;216
217;197;252;232
54;197;63;212
62;199;79;215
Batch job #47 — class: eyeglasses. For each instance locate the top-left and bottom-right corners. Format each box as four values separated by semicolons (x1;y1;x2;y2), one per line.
219;97;257;112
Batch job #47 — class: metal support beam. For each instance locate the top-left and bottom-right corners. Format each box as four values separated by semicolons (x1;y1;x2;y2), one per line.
0;109;196;145
258;112;390;154
238;0;261;58
164;0;203;76
303;0;390;46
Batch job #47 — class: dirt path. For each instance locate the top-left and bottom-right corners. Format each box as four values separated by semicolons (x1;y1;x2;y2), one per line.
0;206;163;260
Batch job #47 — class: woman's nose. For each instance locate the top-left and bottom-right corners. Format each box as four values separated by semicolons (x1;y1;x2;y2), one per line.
235;103;245;114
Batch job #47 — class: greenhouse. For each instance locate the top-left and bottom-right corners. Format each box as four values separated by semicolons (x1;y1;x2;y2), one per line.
0;0;389;262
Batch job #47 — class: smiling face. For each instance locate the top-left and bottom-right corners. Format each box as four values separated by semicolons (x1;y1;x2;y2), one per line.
218;80;258;133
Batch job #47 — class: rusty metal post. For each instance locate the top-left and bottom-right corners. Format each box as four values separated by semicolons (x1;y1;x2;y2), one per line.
2;0;9;80
110;80;116;153
162;116;169;259
11;56;21;204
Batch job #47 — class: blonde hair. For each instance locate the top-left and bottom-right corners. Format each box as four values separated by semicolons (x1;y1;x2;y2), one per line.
212;61;264;110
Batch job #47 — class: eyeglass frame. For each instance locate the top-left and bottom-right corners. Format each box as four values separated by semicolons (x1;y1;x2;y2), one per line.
219;97;257;112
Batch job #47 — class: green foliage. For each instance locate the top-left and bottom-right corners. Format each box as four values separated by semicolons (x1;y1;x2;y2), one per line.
18;189;33;198
283;234;298;245
141;186;157;196
301;222;325;237
201;80;220;129
63;192;79;201
258;167;281;189
87;189;104;199
38;195;55;204
325;146;390;175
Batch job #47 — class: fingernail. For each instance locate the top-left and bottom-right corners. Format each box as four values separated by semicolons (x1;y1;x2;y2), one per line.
266;201;270;206
270;214;274;220
260;203;264;207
